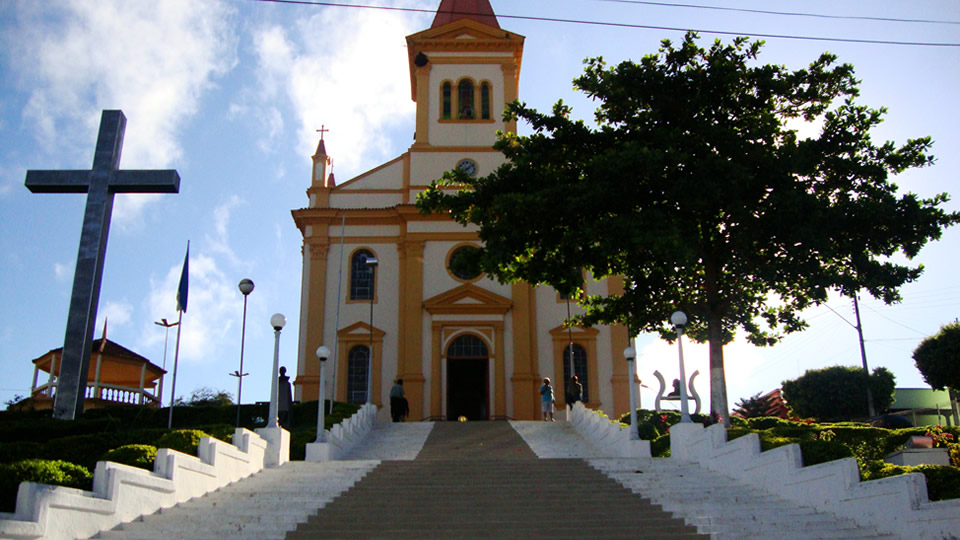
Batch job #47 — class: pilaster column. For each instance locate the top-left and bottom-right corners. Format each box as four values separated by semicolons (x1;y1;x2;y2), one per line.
295;241;329;401
608;276;631;417
510;282;539;420
398;240;426;420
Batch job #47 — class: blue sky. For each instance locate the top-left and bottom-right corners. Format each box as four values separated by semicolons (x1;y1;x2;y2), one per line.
1;0;958;414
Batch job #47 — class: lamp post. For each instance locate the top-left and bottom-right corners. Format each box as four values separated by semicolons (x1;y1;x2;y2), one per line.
233;278;254;427
623;345;639;440
267;313;286;429
153;318;179;405
671;311;692;423
315;345;330;442
365;256;378;405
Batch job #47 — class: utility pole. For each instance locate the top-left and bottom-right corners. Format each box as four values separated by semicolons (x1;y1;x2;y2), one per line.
852;295;876;417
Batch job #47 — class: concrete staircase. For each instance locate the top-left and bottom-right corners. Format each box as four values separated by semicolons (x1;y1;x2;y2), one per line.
287;422;703;539
590;458;897;539
95;461;378;540
94;421;899;539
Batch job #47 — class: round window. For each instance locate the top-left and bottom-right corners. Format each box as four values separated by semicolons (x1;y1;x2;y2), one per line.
448;245;482;281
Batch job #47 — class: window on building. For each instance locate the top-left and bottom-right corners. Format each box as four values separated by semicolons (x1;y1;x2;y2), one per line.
562;344;589;402
480;82;491;120
349;249;376;300
442;82;452;120
347;345;370;404
458;80;475;119
447;334;489;358
448;245;482;281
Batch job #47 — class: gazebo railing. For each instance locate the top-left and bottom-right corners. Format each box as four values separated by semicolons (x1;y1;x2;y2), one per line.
31;381;161;407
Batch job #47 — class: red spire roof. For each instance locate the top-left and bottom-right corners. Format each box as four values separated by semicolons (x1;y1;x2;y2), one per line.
431;0;500;29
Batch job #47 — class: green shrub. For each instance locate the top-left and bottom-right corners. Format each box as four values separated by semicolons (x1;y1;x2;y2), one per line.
759;435;798;452
102;445;157;471
744;416;802;430
0;459;93;513
651;434;671;457
860;461;960;502
42;433;123;471
156;430;209;456
636;422;659;441
0;441;42;464
799;439;854;467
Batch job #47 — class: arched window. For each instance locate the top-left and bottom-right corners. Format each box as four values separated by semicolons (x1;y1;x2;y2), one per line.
562;344;589;402
480;82;491;120
442;82;452;120
458;80;475;119
447;334;489;358
349;249;376;300
347;345;370;404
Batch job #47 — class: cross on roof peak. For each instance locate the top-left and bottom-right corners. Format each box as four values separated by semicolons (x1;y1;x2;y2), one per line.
316;125;330;141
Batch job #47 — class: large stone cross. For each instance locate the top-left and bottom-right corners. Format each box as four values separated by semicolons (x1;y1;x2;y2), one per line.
25;110;181;420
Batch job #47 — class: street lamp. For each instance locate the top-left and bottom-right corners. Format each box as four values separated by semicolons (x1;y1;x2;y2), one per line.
315;345;330;442
234;278;254;427
671;311;692;423
623;345;639;440
268;313;286;429
153;318;179;405
365;256;378;405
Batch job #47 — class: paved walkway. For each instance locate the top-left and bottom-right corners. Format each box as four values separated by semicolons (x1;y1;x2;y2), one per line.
340;419;611;461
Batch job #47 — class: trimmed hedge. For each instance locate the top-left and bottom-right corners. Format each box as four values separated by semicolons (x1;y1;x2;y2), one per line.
156;430;209;456
861;460;960;501
101;445;157;471
0;459;92;513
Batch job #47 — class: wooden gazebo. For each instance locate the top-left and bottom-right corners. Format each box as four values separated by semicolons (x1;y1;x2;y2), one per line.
24;338;166;410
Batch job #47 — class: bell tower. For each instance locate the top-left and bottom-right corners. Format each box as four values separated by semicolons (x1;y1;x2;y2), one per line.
405;0;524;150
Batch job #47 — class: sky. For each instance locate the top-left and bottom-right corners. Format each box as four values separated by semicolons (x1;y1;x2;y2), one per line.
1;0;958;416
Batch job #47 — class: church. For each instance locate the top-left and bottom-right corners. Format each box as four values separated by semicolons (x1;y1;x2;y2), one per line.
291;0;632;421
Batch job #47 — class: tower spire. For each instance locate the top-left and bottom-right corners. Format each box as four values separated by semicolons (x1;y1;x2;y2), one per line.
432;0;500;29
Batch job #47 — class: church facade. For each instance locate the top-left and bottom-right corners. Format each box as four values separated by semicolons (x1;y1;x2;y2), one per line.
291;0;632;421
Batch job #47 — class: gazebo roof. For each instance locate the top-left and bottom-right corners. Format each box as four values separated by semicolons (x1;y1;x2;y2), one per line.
32;338;166;385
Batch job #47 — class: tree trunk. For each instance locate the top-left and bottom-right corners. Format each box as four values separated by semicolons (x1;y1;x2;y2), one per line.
707;313;730;426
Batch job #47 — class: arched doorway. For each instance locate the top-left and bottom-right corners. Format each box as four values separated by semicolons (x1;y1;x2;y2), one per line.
446;334;489;420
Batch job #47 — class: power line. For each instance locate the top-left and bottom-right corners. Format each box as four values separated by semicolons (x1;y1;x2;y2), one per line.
591;0;960;26
248;0;960;48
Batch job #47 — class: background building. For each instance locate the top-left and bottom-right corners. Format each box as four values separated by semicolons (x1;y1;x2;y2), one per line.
291;0;632;421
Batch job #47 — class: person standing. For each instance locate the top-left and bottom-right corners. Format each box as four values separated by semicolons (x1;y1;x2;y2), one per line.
539;377;555;421
566;375;583;408
390;378;406;422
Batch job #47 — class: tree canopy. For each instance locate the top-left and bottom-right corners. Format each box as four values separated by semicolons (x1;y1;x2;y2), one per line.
913;322;960;391
417;32;959;424
781;365;896;421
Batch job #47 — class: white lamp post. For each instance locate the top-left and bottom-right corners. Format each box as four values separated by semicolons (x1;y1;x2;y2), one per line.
365;256;378;405
623;345;639;440
671;311;692;423
233;278;254;427
267;313;286;429
315;345;330;442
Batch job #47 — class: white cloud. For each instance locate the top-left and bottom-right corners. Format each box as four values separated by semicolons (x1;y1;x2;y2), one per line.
143;251;237;364
96;301;134;333
53;262;72;282
206;195;245;267
8;0;238;225
244;3;432;177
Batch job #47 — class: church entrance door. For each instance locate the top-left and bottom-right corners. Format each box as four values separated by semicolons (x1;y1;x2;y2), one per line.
446;335;489;420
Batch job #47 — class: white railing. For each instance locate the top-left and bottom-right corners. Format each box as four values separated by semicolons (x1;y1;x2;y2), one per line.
30;382;161;407
669;422;960;539
568;402;650;458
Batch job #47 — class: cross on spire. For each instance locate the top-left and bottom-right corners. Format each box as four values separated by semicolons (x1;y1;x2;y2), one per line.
316;125;330;141
25;110;181;420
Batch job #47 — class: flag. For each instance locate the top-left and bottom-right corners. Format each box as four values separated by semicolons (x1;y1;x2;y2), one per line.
176;241;189;313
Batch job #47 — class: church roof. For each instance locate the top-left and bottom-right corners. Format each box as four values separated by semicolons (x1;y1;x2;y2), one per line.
431;0;500;29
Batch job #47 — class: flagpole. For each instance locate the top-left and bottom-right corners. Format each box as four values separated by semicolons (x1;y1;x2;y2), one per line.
167;241;189;429
167;310;183;429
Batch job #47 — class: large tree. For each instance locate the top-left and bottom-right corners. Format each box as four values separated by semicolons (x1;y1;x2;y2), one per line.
913;322;960;392
781;365;896;421
417;33;959;425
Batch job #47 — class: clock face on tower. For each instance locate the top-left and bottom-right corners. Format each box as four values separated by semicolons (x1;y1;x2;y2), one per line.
456;158;478;177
